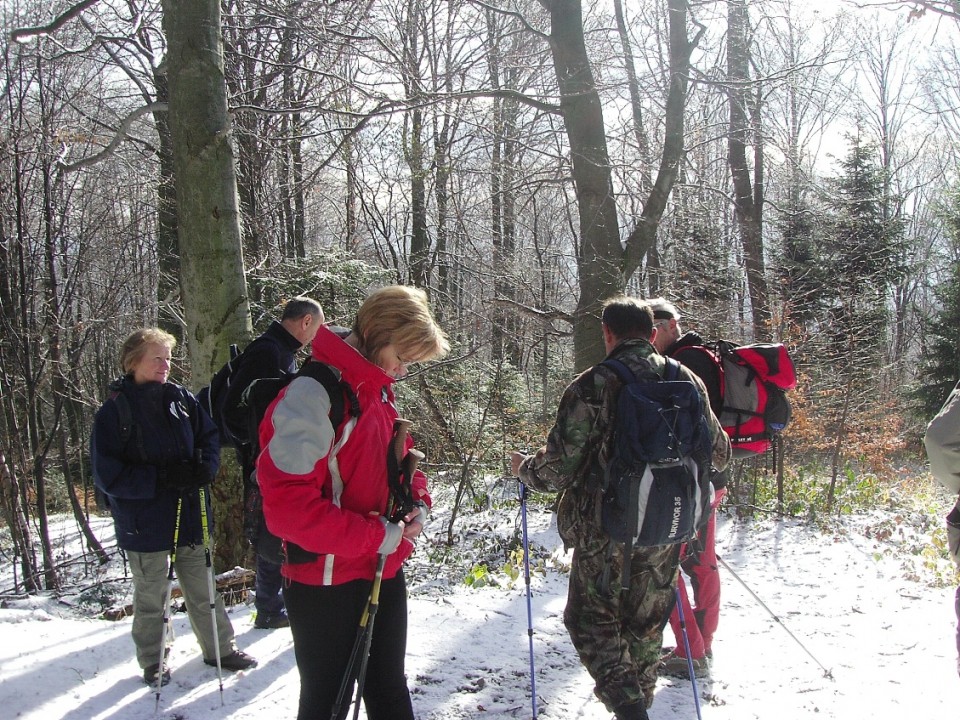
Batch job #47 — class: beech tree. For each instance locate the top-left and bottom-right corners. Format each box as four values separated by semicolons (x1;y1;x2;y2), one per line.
541;0;701;369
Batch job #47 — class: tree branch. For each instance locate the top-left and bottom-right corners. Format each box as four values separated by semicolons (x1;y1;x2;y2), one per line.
488;297;575;326
9;0;101;43
57;102;167;172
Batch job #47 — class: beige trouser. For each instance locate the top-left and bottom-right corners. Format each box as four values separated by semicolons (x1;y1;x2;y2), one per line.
127;545;236;668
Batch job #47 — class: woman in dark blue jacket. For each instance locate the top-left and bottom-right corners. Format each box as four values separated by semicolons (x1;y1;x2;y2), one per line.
91;328;256;686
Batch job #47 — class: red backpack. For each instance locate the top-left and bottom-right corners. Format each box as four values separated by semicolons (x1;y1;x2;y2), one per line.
671;339;797;458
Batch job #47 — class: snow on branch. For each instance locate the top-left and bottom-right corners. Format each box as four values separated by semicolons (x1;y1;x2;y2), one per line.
9;0;101;43
58;102;167;172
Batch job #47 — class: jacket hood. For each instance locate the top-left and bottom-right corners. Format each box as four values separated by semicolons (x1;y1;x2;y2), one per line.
310;323;394;390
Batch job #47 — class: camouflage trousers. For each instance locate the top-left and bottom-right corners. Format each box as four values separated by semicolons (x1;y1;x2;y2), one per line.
563;535;681;712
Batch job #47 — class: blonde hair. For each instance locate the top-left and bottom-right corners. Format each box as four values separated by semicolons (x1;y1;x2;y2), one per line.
353;286;450;363
119;328;177;375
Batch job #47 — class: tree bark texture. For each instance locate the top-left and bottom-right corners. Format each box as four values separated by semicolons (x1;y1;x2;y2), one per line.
161;0;251;569
727;0;770;338
161;0;251;379
547;0;696;370
547;0;626;371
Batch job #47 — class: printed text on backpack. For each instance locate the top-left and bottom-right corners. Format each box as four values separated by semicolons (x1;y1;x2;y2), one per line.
600;358;713;548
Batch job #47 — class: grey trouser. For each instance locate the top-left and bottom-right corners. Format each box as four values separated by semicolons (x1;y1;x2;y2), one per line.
128;545;236;668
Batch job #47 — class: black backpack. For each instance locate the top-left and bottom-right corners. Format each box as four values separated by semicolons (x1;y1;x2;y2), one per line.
599;358;713;593
196;344;243;448
238;360;360;565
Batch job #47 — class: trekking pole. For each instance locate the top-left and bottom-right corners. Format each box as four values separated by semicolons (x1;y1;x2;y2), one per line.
717;555;833;679
331;420;419;720
198;481;225;705
155;495;183;713
330;560;381;720
673;584;703;720
349;555;386;720
518;480;539;719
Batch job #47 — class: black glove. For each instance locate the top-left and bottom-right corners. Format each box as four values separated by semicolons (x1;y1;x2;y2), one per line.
159;461;211;491
188;461;213;489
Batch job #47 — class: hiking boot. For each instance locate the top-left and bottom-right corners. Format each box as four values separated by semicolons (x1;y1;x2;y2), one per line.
205;649;258;671
660;650;710;678
254;611;290;629
143;663;171;686
613;701;650;720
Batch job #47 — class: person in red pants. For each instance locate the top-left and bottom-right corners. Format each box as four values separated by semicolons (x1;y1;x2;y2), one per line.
648;298;725;677
662;481;725;676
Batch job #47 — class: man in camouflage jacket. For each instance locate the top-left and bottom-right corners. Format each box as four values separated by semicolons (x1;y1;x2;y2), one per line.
512;296;731;720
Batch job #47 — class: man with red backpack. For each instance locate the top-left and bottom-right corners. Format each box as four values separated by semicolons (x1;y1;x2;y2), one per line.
648;298;725;678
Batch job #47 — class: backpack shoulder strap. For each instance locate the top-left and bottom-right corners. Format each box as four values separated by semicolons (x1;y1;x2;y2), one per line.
109;386;148;460
297;361;360;429
600;358;635;385
603;356;680;384
111;390;133;444
663;357;681;381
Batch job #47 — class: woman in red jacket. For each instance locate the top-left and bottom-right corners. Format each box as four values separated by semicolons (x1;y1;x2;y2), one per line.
256;286;448;720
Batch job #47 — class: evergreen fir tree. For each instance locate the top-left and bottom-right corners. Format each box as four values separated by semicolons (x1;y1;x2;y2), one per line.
779;198;823;327
821;135;905;369
914;189;960;417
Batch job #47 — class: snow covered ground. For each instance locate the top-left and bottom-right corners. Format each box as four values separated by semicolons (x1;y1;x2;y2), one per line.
1;492;957;720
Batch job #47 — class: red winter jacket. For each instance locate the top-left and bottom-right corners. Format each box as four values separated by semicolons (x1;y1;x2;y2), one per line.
256;324;430;586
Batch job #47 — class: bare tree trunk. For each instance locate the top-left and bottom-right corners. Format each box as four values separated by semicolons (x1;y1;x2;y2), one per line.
621;0;700;301
1;49;40;594
403;0;430;289
152;69;182;337
612;0;652;189
432;42;459;320
546;0;627;370
727;0;770;338
408;106;429;288
345;132;359;251
291;116;306;259
35;76;60;592
827;377;854;511
161;0;252;568
42;142;109;569
0;446;38;594
59;432;109;565
487;10;522;365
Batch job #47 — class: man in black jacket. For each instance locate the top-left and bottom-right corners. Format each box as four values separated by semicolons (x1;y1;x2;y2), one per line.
224;296;323;629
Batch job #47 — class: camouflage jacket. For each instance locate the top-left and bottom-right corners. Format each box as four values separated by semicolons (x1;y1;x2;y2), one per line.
517;338;731;547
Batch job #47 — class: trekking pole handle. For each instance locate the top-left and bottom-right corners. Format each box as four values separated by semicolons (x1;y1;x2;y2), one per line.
392;418;412;464
393;449;424;523
389;419;422;523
